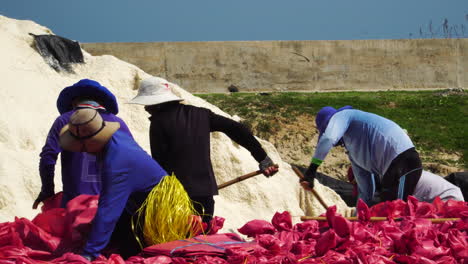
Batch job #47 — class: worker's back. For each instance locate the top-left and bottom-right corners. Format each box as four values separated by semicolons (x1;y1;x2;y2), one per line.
148;103;218;196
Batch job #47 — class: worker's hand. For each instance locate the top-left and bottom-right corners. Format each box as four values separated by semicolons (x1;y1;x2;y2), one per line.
303;163;318;188
32;190;54;209
259;156;278;177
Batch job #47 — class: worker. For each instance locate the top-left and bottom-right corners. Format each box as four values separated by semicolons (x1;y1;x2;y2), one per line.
301;106;422;206
59;108;168;260
346;167;464;204
128;76;278;222
35;79;132;209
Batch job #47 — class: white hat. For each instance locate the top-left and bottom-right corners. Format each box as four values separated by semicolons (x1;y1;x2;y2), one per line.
128;77;183;105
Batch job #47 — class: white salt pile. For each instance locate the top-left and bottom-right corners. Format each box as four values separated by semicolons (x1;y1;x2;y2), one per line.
0;15;351;232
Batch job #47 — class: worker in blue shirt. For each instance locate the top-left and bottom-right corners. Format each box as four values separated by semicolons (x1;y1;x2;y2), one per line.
301;106;422;206
59;108;167;260
36;79;133;209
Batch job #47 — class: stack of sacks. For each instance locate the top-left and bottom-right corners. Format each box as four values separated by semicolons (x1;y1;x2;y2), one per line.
0;196;466;263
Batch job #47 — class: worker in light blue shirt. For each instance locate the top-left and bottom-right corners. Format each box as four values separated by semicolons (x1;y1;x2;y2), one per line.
301;106;422;206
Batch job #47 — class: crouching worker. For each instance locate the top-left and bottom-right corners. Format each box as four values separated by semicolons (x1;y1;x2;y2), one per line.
347;167;464;204
59;108;197;260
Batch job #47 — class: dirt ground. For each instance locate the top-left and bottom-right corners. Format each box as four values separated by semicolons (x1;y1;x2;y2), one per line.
263;114;463;181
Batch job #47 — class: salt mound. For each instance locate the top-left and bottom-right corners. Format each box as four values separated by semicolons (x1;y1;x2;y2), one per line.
0;15;351;231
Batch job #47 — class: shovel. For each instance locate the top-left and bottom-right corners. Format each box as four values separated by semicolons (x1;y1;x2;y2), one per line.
218;164;279;189
292;165;329;210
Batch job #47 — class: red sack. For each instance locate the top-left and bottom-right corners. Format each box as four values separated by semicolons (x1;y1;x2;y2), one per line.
31;208;66;238
271;211;293;231
238;220;276;237
14;217;60;252
142;233;255;258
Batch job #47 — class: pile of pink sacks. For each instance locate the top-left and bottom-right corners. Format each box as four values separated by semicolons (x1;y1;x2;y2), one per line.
233;197;467;263
0;194;466;263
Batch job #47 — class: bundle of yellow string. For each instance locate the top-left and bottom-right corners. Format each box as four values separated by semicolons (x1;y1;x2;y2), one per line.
133;174;202;247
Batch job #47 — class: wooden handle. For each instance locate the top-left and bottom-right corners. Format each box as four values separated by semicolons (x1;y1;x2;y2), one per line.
292;166;329;210
300;216;461;223
218;164;279;189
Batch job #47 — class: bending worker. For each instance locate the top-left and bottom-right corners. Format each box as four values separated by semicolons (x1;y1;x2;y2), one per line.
35;79;132;208
59;109;170;260
129;76;278;222
301;106;422;206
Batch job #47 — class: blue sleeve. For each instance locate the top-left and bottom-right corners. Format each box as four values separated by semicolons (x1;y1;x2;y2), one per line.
351;162;375;205
38;115;68;191
313;114;350;162
82;168;132;257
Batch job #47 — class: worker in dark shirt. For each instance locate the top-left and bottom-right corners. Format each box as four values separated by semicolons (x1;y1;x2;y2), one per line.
129;76;278;222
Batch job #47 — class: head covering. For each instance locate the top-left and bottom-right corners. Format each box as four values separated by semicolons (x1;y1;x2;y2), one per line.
57;79;119;115
59;108;120;153
128;77;183;106
315;105;353;137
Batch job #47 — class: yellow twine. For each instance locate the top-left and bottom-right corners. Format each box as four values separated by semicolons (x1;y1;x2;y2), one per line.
133;174;199;247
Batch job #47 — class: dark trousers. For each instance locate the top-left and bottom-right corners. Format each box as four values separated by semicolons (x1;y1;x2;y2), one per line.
379;147;422;201
190;195;215;223
107;192;148;259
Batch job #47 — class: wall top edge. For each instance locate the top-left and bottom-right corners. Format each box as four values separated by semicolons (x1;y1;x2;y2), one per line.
81;38;468;45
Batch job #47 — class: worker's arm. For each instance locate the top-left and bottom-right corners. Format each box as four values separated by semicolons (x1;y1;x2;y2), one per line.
82;168;131;258
34;115;68;209
209;111;277;177
304;114;351;188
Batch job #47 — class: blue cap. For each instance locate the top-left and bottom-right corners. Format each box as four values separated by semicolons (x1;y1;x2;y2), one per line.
315;105;353;137
57;79;119;115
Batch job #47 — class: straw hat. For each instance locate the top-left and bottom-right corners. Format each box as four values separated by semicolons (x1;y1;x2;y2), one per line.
57;79;119;115
128;77;183;106
59;108;120;153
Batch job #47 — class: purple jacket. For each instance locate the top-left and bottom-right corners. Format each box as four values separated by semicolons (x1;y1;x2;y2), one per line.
39;109;132;207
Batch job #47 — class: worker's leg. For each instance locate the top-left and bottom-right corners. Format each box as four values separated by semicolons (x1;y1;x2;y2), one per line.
380;147;422;201
190;195;215;223
108;192;149;258
106;211;143;259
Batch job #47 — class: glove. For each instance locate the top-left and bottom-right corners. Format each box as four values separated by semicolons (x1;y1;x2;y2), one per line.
33;164;56;209
303;163;319;188
259;156;278;177
32;189;55;209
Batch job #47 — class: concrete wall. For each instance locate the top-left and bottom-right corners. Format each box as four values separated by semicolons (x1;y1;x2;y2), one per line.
82;39;467;93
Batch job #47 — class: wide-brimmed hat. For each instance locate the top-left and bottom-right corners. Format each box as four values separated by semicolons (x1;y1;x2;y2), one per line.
316;105;353;138
128;77;183;106
57;79;119;115
59;108;120;153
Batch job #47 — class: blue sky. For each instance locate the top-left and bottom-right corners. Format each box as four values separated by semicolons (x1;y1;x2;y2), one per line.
1;0;467;43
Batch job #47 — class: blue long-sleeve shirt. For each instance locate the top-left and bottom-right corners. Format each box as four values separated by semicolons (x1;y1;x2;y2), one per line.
39;110;132;207
83;130;167;257
313;109;414;203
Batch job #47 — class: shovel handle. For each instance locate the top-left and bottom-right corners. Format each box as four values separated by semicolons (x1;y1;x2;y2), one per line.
218;164;279;189
292;166;328;210
300;216;461;223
